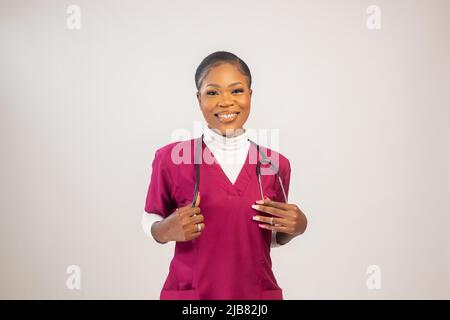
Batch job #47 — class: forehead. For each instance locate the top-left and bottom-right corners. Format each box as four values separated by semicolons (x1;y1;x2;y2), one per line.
202;63;248;86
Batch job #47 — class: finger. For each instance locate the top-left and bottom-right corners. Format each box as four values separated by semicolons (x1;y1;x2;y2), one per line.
189;214;204;224
251;204;288;218
188;223;205;234
252;215;287;226
257;223;290;233
188;231;202;241
182;206;201;217
175;205;190;215
255;198;292;210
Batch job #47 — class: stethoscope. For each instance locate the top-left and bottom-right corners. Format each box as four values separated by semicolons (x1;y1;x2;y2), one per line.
190;133;288;208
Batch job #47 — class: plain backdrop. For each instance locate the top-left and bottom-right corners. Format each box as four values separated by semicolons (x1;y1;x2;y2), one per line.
0;0;449;299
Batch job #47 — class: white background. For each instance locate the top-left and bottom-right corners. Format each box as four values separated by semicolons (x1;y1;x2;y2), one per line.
0;0;449;299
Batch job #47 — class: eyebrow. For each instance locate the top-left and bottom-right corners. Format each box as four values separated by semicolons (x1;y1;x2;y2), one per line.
206;82;243;88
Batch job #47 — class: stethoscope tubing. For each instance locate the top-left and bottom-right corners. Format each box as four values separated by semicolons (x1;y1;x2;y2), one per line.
191;134;287;207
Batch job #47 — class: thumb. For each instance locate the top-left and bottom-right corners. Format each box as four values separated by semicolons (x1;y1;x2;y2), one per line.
195;191;201;207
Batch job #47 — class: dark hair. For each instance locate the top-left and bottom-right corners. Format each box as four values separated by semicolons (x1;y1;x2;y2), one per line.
195;51;252;91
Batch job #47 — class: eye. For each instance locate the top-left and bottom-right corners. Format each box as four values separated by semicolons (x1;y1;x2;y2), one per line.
232;88;244;94
206;90;218;96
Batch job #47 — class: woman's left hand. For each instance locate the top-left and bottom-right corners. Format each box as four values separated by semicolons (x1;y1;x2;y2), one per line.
251;197;307;236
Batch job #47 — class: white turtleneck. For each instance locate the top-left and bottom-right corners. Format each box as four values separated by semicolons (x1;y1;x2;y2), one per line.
202;125;250;185
142;126;281;247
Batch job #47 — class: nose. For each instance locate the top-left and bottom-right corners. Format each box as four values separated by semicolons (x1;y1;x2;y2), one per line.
218;101;233;108
217;92;234;108
218;95;234;108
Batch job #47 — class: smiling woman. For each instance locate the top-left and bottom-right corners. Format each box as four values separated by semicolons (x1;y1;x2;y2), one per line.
142;51;307;300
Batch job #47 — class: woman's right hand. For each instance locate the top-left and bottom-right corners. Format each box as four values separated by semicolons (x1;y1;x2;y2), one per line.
151;193;204;243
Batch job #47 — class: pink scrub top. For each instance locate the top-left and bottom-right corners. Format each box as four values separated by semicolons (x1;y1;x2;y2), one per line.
144;138;291;300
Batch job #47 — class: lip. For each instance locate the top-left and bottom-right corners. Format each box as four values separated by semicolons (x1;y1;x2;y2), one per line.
214;111;241;116
214;111;240;123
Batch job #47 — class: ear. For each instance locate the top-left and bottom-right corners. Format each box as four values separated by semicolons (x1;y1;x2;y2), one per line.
249;88;253;97
196;91;201;103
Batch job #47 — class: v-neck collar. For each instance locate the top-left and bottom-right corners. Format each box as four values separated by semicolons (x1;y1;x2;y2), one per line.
201;140;255;195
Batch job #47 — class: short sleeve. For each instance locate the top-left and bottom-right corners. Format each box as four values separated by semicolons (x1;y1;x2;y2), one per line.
275;157;291;203
144;149;177;218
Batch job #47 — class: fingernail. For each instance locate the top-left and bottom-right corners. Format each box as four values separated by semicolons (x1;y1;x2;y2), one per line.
251;204;259;209
252;216;260;221
258;224;267;229
255;200;264;204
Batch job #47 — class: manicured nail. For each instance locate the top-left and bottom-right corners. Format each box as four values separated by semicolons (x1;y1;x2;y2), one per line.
252;216;260;221
255;200;264;204
251;204;259;210
258;224;268;229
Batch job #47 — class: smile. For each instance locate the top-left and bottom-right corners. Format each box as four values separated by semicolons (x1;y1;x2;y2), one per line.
214;112;240;123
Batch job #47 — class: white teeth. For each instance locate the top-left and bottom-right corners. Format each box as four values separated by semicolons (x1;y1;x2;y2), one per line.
218;113;237;119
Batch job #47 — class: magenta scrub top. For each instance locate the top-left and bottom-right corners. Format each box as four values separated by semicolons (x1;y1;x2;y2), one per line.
144;138;291;300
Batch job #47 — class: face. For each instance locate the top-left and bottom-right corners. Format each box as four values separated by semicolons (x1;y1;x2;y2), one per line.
197;63;252;136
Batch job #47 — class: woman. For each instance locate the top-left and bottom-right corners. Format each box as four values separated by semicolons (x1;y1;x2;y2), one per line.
142;51;307;300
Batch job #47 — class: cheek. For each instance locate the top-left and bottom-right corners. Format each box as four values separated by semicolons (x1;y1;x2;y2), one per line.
200;99;216;114
237;95;251;107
